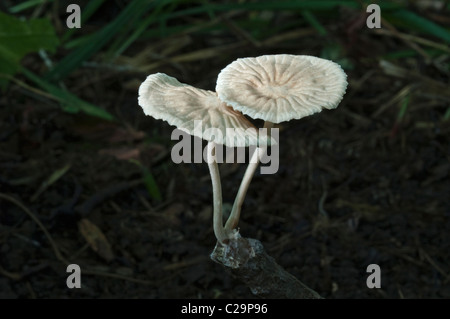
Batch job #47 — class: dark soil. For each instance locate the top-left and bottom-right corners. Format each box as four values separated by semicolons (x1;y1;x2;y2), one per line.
0;3;449;299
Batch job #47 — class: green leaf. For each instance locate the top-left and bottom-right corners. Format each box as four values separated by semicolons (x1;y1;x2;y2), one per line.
0;12;59;89
8;0;55;14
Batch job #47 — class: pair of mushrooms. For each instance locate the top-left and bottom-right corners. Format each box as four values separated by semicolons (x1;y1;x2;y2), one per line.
138;54;347;245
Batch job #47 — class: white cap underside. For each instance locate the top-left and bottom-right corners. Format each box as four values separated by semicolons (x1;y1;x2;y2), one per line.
138;73;259;147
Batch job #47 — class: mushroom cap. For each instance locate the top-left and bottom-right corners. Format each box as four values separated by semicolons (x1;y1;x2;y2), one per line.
216;54;347;123
138;73;258;147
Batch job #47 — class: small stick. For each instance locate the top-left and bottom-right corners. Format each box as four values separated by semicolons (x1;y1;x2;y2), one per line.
211;234;322;299
0;193;68;264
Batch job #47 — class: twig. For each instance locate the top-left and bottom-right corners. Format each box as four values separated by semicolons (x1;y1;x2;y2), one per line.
0;193;68;264
0;266;22;280
374;28;450;55
379;17;431;61
0;73;59;101
419;248;450;283
211;234;322;299
221;16;261;47
318;177;329;218
163;256;209;271
76;179;142;216
82;269;156;285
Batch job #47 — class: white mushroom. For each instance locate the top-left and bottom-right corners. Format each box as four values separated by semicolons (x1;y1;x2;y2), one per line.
216;54;347;232
138;73;259;244
216;54;347;124
139;73;258;147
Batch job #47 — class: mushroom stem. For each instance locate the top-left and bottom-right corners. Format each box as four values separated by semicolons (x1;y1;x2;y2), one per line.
225;121;274;231
207;141;228;244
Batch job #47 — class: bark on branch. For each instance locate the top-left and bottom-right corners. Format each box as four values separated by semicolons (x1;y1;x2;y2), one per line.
210;233;322;299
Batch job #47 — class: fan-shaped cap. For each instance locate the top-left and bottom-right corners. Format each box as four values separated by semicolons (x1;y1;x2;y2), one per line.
216;54;347;123
138;73;259;147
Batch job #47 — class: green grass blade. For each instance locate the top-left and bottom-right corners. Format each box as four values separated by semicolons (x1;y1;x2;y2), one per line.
31;163;72;202
302;10;328;36
61;0;106;43
9;0;54;13
444;107;450;121
108;1;175;58
397;94;410;123
387;9;450;43
159;0;403;21
141;166;162;202
129;160;162;201
64;34;94;50
22;68;116;121
45;0;153;82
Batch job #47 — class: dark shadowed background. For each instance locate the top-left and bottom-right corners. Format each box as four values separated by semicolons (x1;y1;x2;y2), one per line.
0;0;449;299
